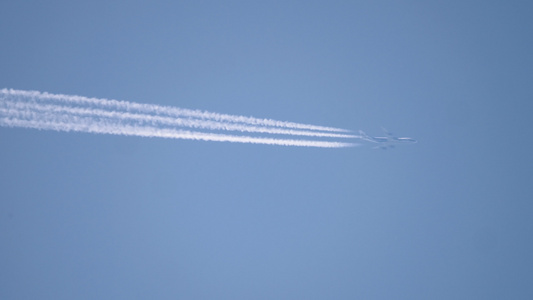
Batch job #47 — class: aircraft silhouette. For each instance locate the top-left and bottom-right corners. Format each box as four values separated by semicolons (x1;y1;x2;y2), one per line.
359;128;417;149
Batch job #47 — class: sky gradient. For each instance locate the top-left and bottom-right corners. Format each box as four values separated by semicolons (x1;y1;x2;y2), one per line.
1;1;533;299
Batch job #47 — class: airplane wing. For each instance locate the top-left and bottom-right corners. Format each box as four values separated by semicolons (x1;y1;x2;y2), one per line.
381;127;393;137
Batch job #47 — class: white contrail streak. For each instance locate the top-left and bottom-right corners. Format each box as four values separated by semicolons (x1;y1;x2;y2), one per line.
1;89;349;133
1;100;358;139
0;89;357;148
0;110;354;148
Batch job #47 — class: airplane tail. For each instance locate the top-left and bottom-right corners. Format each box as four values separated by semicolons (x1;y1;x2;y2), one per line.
381;127;393;136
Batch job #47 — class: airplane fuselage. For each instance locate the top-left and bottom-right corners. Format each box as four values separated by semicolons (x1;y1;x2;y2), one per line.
369;136;417;143
358;130;417;149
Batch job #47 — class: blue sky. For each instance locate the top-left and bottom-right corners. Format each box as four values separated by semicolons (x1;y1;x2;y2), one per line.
1;1;533;299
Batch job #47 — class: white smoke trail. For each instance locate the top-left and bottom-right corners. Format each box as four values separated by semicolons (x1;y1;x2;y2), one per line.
0;89;357;148
1;100;358;139
0;109;354;148
1;89;349;133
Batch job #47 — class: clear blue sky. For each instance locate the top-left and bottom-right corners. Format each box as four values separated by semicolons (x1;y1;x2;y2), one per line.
1;1;532;299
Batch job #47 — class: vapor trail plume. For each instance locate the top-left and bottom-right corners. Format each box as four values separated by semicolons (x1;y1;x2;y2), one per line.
2;89;349;133
0;89;357;148
1;100;357;139
0;108;354;148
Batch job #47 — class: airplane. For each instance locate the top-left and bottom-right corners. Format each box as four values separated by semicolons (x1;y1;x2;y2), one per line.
358;128;417;149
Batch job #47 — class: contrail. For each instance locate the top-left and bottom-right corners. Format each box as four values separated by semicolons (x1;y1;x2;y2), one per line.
0;89;357;148
0;108;354;148
1;89;349;133
1;100;358;139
